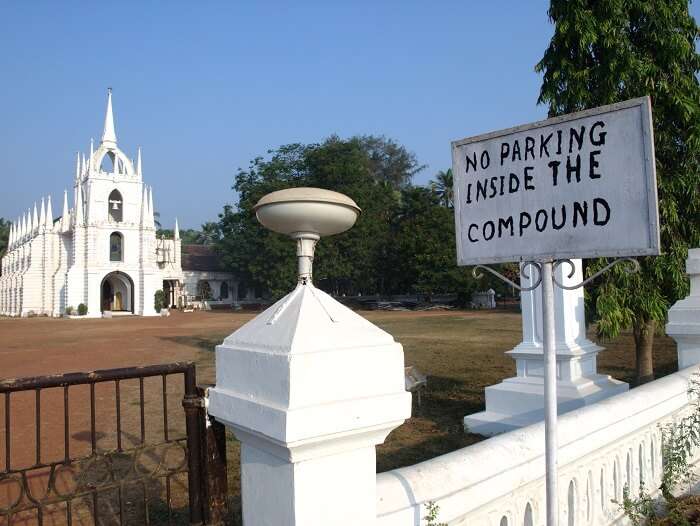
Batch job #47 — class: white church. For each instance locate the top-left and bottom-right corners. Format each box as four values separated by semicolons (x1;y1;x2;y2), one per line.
0;90;239;317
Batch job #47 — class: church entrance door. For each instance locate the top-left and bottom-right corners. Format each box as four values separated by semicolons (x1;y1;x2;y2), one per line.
101;272;134;313
102;281;113;311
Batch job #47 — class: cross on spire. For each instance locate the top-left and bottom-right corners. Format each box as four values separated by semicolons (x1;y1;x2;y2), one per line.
101;88;117;146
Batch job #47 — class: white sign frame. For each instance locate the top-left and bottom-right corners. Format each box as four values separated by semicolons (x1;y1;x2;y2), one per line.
451;97;660;265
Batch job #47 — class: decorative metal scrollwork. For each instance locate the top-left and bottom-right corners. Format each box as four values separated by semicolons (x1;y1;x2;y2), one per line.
473;261;543;291
474;257;640;293
552;257;640;290
0;440;189;517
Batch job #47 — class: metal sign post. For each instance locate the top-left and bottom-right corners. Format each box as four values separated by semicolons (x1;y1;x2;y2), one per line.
474;258;639;523
542;260;558;526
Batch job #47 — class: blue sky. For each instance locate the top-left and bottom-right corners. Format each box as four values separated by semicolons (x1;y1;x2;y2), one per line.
1;2;697;229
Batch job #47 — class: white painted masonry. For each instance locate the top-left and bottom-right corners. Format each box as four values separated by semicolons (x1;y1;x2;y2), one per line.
209;283;412;526
465;259;628;434
377;365;698;526
0;91;235;317
667;249;700;369
0;90;162;317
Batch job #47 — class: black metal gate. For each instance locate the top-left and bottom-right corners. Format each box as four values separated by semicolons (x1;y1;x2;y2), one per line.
0;363;227;526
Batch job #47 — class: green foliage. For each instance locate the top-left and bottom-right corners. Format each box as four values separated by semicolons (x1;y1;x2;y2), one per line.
197;222;221;245
65;305;73;316
537;0;700;381
430;169;454;208
659;375;700;500
217;135;469;300
619;483;657;525
0;218;10;271
77;303;87;316
423;501;447;526
619;373;700;524
154;289;165;313
157;224;220;245
385;186;476;299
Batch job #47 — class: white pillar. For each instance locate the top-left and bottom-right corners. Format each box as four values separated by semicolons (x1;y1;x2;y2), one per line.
464;259;628;435
667;249;700;369
208;283;411;526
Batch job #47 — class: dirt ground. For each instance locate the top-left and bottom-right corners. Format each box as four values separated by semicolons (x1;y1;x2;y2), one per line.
0;309;680;525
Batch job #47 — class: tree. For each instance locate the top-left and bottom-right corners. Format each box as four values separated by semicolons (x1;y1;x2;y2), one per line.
430;169;454;208
354;135;426;190
385;186;475;300
197;222;221;245
0;218;10;274
536;0;700;383
157;226;215;244
217;136;425;298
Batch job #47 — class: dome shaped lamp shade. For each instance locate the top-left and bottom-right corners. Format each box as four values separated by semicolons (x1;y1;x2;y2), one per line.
253;188;361;284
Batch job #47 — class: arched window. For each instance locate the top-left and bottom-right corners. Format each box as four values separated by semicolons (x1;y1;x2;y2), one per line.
110;232;123;262
220;281;229;299
197;280;212;300
108;190;123;222
238;282;248;300
100;151;115;173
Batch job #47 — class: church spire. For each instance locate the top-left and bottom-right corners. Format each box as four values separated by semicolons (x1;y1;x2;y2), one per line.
101;88;117;147
141;185;149;226
61;190;69;230
9;221;14;248
148;186;155;228
136;146;142;177
39;198;46;230
45;195;53;229
75;185;84;225
174;218;180;240
32;203;39;233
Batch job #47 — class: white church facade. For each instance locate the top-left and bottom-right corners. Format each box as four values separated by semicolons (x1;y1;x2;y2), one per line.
0;90;238;317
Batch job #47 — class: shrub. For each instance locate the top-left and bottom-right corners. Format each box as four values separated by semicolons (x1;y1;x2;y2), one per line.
77;303;87;316
619;372;700;524
65;306;74;315
424;501;447;526
154;290;165;313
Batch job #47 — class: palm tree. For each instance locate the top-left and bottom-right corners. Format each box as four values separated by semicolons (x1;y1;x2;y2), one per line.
430;169;454;208
197;222;221;245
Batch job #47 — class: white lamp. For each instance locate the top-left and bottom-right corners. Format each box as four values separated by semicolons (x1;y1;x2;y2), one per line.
254;187;361;284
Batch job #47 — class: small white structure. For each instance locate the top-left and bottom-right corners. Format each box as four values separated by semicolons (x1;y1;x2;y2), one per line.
178;244;238;308
471;288;496;309
208;188;411;526
667;248;700;369
464;259;628;435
